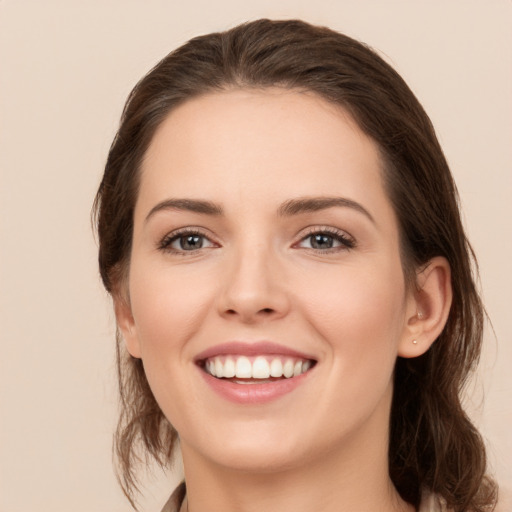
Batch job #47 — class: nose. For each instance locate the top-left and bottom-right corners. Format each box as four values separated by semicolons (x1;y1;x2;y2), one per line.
216;244;290;324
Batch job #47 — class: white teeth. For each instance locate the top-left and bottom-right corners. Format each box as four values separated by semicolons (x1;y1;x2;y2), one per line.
235;356;252;378
223;357;236;378
283;359;294;378
252;357;270;378
269;358;283;377
215;358;223;378
204;355;314;380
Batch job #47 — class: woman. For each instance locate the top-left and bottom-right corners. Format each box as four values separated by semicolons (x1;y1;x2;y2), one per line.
93;19;498;512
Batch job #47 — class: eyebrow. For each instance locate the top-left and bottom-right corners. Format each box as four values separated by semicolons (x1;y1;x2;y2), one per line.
145;196;374;224
278;196;375;223
145;198;224;223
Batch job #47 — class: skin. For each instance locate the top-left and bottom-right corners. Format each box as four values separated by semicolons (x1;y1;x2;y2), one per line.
116;88;452;512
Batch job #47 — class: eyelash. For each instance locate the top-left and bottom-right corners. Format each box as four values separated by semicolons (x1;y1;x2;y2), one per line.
295;226;356;253
158;226;356;255
158;228;216;255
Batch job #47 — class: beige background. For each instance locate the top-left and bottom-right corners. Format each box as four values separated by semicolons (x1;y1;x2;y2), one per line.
1;1;511;511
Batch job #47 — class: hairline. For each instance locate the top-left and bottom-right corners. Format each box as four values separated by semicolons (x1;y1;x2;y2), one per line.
113;84;419;301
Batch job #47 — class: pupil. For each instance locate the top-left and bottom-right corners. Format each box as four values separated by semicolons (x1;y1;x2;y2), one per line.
311;234;333;249
181;235;202;250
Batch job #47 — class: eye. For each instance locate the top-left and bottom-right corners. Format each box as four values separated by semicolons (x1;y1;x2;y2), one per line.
296;228;355;252
159;229;217;254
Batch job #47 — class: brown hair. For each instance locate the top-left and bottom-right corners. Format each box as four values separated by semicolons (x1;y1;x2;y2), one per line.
93;19;497;511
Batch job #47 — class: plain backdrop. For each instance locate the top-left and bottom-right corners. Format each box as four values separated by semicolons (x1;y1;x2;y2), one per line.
1;1;511;511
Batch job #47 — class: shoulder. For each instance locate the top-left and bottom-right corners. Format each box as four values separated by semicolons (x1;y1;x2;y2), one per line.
160;482;186;512
419;492;449;512
419;486;512;512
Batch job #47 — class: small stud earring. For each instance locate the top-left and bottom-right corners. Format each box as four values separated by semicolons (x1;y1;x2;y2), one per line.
412;339;418;344
417;312;424;319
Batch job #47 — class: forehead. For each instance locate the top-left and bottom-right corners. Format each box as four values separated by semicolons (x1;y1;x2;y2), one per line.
138;88;388;217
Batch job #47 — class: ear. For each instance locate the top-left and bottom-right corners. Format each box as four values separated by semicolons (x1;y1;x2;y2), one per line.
114;294;142;359
398;256;453;358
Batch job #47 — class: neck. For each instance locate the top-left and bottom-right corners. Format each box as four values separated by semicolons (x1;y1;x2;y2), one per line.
181;454;411;512
179;388;413;512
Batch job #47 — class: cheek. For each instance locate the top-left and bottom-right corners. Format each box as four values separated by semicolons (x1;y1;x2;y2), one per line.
292;264;407;435
128;259;217;357
126;262;218;428
296;260;407;366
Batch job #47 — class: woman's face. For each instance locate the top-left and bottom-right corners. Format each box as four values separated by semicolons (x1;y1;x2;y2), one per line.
118;88;419;472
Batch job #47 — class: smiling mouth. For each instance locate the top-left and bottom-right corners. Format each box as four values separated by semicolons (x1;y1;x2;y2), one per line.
199;355;316;383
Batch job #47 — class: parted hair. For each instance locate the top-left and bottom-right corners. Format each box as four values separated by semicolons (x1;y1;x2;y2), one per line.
93;19;497;511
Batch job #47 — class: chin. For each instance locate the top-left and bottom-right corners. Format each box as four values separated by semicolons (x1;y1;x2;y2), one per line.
207;443;308;474
180;418;329;475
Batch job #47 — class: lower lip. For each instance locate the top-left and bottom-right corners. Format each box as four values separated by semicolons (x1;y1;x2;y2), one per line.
199;368;312;404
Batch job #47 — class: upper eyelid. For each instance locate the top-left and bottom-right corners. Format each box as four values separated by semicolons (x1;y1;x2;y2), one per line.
162;226;216;238
158;227;219;249
157;225;355;249
296;225;355;240
293;226;356;250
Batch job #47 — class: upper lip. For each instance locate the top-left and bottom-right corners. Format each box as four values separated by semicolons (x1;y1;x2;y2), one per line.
194;341;317;362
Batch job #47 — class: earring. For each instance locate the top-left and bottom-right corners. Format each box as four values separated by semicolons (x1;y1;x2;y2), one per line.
417;311;424;319
412;339;418;344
